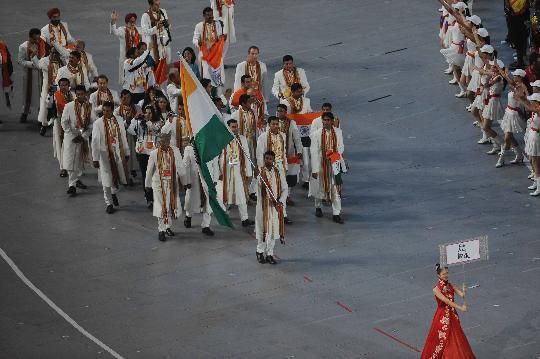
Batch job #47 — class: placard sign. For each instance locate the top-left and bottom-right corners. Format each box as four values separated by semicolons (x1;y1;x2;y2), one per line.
439;236;489;266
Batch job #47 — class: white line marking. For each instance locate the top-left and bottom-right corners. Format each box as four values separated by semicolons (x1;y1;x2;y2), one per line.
522;267;540;273
0;247;124;359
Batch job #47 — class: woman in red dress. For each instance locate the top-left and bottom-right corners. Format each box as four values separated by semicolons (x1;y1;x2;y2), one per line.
420;264;475;359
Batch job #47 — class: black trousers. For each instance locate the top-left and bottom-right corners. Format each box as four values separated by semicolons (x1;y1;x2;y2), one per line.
508;14;529;66
136;153;153;202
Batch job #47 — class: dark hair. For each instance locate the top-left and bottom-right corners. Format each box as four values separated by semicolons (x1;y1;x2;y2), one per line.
70;51;81;60
282;54;293;63
227;118;237;125
203;6;213;15
156;96;172;111
147;0;156;5
120;89;131;97
126;47;137;58
144;105;160;122
58;77;70;85
142;87;165;110
435;263;448;275
264;150;276;158
241;74;251;84
29;28;41;37
322;111;334;120
248;45;259;53
276;104;287;111
267;115;279;124
136;42;147;50
239;94;250;106
97;74;109;82
290;83;303;92
102;101;114;110
182;47;197;64
321;102;332;109
74;85;86;93
201;78;212;88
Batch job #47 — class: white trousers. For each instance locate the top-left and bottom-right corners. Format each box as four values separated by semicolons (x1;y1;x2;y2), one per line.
158;217;172;231
230;204;249;221
103;186;119;205
68;169;82;187
300;147;311;183
185;211;212;228
314;185;342;215
257;236;276;256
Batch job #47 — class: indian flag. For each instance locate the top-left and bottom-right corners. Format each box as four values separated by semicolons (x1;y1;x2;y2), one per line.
179;57;234;228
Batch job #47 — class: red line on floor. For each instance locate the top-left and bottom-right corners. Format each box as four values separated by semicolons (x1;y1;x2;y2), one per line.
336;301;353;313
303;275;313;283
373;327;421;353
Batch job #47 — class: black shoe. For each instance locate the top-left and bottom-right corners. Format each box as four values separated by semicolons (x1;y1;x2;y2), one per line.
266;255;277;265
75;180;87;189
165;228;175;236
242;219;255;227
315;208;323;217
66;186;76;197
158;231;167;242
202;227;214;236
39;126;46;136
333;215;344;224
112;194;119;206
106;205;114;214
249;193;257;202
184;216;192;228
256;252;266;264
146;200;153;209
19;113;27;123
131;170;137;178
302;182;309;189
284;217;292;225
59;169;68;178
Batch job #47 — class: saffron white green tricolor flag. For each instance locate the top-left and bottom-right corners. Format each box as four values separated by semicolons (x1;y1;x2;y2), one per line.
179;57;234;228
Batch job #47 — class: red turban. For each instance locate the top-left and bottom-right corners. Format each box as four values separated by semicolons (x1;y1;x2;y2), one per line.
125;13;137;23
47;8;60;19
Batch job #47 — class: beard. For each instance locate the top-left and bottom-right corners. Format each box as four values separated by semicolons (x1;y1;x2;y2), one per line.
51;19;61;26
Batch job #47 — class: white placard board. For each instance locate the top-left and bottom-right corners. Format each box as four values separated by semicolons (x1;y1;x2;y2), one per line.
439;236;488;266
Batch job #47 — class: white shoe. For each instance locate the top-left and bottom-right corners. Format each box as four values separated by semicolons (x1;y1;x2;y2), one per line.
467;106;473;112
477;137;490;144
444;67;453;75
528;172;535;179
438;7;444;12
472;121;479;127
510;148;524;164
528;182;537;190
530;184;540;196
455;91;467;98
486;146;499;155
449;78;458;84
495;152;505;167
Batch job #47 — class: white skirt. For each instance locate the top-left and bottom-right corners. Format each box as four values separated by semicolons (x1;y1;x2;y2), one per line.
440;47;465;67
500;109;526;134
462;55;474;77
471;90;487;111
482;97;504;122
467;71;481;92
525;131;540;156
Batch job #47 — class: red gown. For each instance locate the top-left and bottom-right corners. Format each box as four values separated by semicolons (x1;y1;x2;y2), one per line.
420;280;476;359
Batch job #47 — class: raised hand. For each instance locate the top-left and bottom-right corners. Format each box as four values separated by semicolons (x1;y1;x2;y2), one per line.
111;10;118;24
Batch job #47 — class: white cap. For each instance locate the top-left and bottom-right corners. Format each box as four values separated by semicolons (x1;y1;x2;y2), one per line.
467;15;482;25
527;93;540;102
480;44;494;54
477;28;489;38
531;80;540;88
453;2;467;10
511;69;526;77
489;59;504;68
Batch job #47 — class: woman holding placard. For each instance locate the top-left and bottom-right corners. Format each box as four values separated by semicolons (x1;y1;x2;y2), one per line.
420;264;475;359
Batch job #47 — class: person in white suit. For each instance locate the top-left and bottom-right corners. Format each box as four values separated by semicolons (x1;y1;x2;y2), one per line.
271;54;310;100
17;28;43;122
41;8;75;48
140;0;172;63
233;46;267;99
110;11;142;85
89;75;120;117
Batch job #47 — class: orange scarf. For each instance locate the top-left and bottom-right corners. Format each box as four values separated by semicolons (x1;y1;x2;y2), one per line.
221;137;248;205
48;23;68;46
157;146;177;223
216;0;234;17
266;131;285;164
96;89;113;106
245;61;261;90
0;42;13;88
320;128;337;201
125;27;141;56
103;116;128;188
75;100;92;164
260;166;284;240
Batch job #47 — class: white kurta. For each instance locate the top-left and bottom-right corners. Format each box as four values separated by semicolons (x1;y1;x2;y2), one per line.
255;166;288;243
80;51;99;83
61;101;94;171
55;65;91;90
91;116;130;188
110;24;143;85
233;60;268;98
145;147;188;218
281;119;303;177
183;145;219;215
17;41;41;115
140;9;171;62
36;56;63;125
218;135;252;206
114;104;141;174
123;49;154;93
166;83;181;114
161;115;189;153
309;127;345;199
89;89;120;117
256;131;288;174
211;0;236;44
193;21;225;87
41;22;75;47
271;67;310;100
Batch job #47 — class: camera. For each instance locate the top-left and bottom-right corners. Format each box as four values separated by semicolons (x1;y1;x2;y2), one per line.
49;84;58;93
161;19;169;29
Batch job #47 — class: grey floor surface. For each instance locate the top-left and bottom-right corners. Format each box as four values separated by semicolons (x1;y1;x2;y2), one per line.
1;0;539;358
